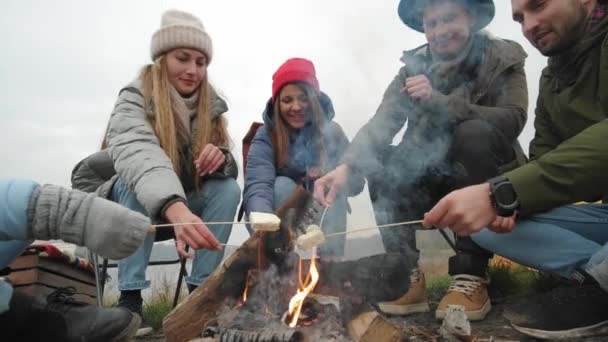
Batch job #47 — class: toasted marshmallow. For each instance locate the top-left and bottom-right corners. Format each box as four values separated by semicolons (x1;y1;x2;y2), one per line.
296;224;326;250
250;212;281;232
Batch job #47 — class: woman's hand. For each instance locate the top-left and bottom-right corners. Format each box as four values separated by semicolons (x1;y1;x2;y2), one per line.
164;201;221;258
195;144;225;176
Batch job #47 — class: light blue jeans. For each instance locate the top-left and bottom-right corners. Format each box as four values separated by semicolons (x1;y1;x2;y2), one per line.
113;178;240;290
472;203;608;290
274;176;347;257
0;179;38;314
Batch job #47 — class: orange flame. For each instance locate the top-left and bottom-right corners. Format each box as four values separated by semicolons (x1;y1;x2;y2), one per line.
287;248;319;328
242;270;251;302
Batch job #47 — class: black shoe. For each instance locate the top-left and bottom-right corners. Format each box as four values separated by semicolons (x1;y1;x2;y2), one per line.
505;284;608;340
46;287;140;342
0;290;69;341
117;289;153;337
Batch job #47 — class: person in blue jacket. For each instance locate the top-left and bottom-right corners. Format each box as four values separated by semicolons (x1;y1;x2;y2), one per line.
0;178;151;341
243;58;364;258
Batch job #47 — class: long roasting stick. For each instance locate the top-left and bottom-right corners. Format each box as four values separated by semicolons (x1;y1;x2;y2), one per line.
153;217;425;245
152;221;250;228
324;220;424;238
152;219;425;237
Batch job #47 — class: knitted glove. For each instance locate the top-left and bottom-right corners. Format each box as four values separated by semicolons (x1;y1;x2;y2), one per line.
27;185;150;260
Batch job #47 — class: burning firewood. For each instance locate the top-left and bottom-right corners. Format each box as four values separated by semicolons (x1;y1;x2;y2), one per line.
163;185;416;342
163;187;309;342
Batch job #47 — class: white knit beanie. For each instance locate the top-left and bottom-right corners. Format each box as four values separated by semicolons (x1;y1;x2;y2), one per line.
150;9;213;63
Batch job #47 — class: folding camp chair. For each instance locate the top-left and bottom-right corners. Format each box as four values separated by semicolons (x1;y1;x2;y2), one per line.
91;227;189;308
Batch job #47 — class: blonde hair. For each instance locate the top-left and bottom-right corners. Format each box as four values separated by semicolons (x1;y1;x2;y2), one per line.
270;82;326;169
104;55;230;188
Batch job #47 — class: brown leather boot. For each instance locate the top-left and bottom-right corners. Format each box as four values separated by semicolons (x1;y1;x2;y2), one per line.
377;268;430;315
435;274;491;321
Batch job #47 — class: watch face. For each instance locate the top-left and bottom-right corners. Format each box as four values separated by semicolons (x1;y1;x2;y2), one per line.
495;182;518;207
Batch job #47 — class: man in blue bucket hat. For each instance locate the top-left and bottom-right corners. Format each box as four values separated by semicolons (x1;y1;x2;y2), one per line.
315;0;529;321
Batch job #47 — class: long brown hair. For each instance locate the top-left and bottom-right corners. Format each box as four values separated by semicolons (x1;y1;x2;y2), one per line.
103;55;230;187
270;82;326;170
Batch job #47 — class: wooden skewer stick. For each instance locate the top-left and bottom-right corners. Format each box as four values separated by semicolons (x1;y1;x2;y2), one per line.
152;221;250;228
324;220;424;238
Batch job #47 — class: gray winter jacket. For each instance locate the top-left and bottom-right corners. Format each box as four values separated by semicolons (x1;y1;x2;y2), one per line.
71;80;237;221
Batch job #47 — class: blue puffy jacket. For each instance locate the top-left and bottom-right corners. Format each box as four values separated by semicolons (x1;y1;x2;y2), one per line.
243;93;364;214
0;179;38;241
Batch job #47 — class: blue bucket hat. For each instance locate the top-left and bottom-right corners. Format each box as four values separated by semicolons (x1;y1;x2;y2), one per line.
398;0;495;33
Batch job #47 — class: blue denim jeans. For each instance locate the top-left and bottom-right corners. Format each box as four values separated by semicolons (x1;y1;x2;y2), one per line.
0;179;38;314
113;177;240;290
471;203;608;290
273;176;347;257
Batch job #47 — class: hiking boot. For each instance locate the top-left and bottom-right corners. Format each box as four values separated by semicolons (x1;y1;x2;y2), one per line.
436;274;491;321
46;287;140;342
506;284;608;340
0;290;69;341
377;268;430;315
118;289;153;337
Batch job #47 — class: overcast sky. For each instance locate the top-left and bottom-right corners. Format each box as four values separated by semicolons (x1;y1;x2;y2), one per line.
0;1;547;244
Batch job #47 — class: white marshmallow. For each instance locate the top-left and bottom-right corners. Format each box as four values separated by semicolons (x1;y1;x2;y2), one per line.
296;224;326;250
249;212;281;232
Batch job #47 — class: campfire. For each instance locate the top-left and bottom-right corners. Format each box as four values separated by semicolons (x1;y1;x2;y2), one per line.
163;186;419;342
285;249;320;327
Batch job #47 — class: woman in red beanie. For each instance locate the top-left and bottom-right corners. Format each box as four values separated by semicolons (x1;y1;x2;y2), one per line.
243;58;364;257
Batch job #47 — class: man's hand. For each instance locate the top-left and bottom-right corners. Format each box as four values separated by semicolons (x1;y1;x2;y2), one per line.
164;201;222;258
195;144;225;176
313;164;350;207
488;214;517;234
423;183;497;236
402;75;433;100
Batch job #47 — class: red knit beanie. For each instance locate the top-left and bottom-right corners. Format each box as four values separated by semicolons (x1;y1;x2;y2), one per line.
272;58;320;102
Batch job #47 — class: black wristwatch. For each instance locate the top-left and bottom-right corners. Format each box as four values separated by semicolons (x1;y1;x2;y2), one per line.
488;175;519;217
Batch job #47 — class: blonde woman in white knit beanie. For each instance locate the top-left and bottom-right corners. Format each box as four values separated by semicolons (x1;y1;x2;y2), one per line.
74;9;240;335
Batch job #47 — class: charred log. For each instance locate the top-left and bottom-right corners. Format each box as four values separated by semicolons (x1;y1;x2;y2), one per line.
202;325;304;342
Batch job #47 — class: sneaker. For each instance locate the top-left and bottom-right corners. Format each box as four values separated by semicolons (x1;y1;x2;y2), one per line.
46;287;140;342
0;290;69;341
377;268;430;315
117;290;153;337
436;274;491;321
506;284;608;340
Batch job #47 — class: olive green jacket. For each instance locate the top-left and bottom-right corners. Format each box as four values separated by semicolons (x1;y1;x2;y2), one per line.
506;16;608;215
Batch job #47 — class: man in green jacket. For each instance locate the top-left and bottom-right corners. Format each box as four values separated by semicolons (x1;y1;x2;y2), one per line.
423;0;608;339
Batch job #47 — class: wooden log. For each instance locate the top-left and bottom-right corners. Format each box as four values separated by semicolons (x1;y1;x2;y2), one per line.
347;309;405;342
163;186;311;342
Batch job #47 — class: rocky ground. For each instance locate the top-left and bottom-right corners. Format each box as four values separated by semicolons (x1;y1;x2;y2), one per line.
136;297;608;342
